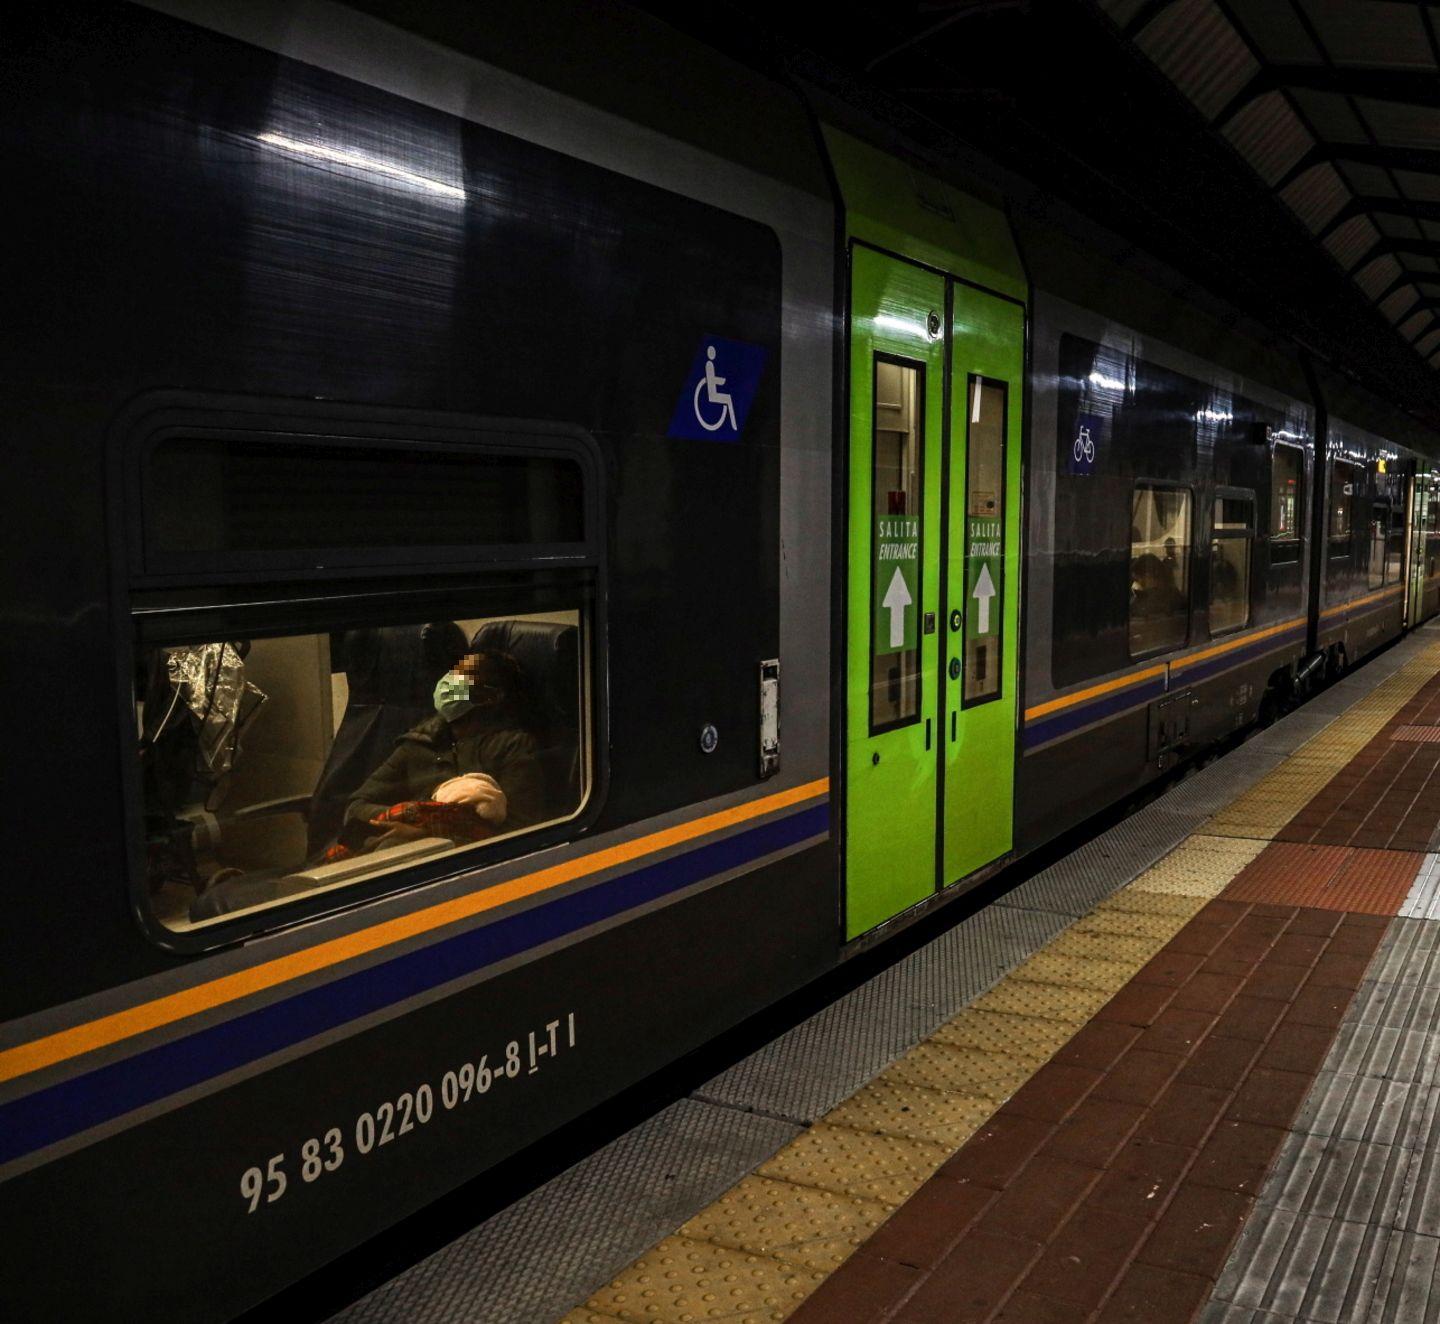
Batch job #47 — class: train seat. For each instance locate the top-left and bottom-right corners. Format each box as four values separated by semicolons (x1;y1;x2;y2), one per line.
469;619;582;822
306;622;468;855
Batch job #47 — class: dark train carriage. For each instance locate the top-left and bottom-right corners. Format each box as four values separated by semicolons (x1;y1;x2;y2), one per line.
7;3;1440;1321
1014;210;1320;845
1311;371;1433;672
1;4;837;1318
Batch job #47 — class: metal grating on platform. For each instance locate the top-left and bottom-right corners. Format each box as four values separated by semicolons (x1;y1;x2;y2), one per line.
695;902;1072;1123
997;810;1196;917
1151;747;1291;818
1209;910;1440;1323
329;1100;800;1324
1400;856;1440;921
1392;725;1440;743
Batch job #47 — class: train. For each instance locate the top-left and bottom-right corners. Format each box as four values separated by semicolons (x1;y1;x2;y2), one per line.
5;2;1439;1318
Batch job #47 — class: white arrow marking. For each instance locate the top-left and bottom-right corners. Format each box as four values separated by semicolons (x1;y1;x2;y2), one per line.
972;562;996;635
882;566;912;649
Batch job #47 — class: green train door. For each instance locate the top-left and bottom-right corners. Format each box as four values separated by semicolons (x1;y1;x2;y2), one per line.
1409;464;1432;629
844;244;1023;939
942;288;1024;889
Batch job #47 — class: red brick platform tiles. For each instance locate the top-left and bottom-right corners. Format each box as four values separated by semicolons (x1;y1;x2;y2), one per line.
1278;680;1440;850
787;900;1388;1324
1220;842;1423;913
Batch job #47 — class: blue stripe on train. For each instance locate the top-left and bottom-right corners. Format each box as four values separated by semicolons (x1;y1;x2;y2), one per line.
1021;676;1166;750
0;801;830;1167
1022;626;1306;751
1173;625;1306;688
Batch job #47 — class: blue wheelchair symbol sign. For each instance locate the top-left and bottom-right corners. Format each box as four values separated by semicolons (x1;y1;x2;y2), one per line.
668;335;768;442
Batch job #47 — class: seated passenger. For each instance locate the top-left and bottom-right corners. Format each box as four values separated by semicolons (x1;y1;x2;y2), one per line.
336;651;546;856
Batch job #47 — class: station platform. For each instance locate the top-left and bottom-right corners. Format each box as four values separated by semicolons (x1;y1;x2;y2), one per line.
329;628;1440;1324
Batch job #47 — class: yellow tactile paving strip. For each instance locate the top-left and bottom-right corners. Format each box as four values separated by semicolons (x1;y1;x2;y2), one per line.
1208;648;1440;839
565;650;1440;1324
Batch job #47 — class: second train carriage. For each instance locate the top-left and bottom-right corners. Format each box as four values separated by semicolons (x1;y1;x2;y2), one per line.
4;2;1440;1318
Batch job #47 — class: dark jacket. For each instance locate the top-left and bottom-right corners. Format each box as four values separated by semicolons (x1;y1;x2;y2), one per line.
345;712;547;833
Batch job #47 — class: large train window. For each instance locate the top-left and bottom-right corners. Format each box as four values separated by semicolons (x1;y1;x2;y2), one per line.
122;401;604;944
1270;444;1303;564
1210;492;1253;634
137;610;593;932
870;356;925;732
1129;483;1192;656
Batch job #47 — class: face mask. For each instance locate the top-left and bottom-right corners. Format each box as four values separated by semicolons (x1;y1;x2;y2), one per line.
433;672;475;723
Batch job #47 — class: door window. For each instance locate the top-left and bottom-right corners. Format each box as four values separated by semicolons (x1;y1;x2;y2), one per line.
962;376;1006;705
870;356;925;731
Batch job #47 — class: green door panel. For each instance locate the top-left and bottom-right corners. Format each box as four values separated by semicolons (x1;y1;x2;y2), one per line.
833;125;1027;940
942;290;1024;887
845;246;947;939
821;126;1026;304
1409;466;1431;629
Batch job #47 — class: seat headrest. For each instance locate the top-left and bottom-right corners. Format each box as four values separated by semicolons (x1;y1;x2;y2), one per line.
469;620;579;723
339;623;467;706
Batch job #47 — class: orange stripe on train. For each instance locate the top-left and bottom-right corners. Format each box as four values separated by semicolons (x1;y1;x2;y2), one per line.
0;778;830;1089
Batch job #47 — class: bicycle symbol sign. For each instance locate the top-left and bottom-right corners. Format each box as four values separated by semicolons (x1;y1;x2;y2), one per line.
1069;410;1104;475
668;335;768;443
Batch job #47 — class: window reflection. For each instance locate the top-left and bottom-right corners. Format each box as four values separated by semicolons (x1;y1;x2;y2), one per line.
1209;494;1253;634
1129;485;1191;656
138;610;588;930
871;357;924;731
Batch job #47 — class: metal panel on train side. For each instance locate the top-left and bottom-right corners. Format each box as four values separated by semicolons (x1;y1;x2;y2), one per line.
0;842;833;1322
1017;291;1317;847
1;2;825;1005
0;6;840;1317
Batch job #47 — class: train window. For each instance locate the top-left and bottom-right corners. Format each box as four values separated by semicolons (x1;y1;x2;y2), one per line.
1129;483;1192;657
1329;462;1358;555
1209;493;1254;634
1270;444;1303;564
962;376;1006;707
136;608;592;932
1369;501;1391;589
870;356;924;732
143;434;586;572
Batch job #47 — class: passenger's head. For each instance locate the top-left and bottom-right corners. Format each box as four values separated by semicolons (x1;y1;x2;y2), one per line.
433;651;521;723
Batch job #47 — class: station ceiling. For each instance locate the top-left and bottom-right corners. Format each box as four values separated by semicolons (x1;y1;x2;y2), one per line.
1110;1;1440;384
650;0;1440;430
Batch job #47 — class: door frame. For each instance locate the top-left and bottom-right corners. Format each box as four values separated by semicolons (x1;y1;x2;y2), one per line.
841;237;1027;943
